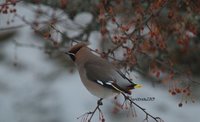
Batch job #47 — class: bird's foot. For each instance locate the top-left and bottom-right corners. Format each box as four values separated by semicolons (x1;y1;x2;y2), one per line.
97;98;103;106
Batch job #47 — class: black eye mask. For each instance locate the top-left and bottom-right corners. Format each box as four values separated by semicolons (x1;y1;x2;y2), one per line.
66;52;76;61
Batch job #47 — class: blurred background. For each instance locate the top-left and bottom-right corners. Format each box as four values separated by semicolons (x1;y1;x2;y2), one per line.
0;0;200;122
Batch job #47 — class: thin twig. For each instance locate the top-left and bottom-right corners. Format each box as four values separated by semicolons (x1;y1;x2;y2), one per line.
77;98;104;122
0;25;25;31
138;51;200;85
131;0;168;37
0;0;21;6
0;19;66;32
121;93;163;122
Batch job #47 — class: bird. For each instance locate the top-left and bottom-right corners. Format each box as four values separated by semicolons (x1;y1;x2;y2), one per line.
66;42;142;99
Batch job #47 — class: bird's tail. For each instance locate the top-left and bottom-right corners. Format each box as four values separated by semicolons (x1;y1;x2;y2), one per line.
127;84;142;90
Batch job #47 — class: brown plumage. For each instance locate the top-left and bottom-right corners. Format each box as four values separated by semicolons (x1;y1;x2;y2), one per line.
66;42;142;98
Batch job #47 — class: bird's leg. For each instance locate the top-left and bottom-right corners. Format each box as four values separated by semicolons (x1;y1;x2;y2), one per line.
97;98;103;106
97;98;104;121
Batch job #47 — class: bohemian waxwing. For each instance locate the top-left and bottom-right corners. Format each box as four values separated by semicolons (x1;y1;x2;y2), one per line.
66;42;142;98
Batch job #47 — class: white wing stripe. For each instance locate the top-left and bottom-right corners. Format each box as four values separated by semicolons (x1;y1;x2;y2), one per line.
96;80;104;85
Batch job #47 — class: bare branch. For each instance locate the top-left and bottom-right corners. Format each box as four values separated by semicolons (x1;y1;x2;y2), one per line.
77;98;105;122
0;19;66;32
121;93;164;122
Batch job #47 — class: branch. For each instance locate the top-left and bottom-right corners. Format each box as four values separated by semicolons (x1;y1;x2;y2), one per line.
0;19;66;32
101;0;168;58
49;25;124;62
129;0;168;37
13;40;68;55
12;12;124;63
0;0;21;6
138;51;200;85
0;25;25;31
15;6;199;86
14;13;57;43
103;0;200;86
121;93;163;122
77;98;105;122
77;94;163;122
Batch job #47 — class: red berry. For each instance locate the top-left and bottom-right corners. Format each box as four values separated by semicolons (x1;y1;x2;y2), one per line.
171;91;176;95
175;88;181;94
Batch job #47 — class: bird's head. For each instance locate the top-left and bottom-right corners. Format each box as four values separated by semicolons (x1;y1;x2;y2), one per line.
66;42;89;61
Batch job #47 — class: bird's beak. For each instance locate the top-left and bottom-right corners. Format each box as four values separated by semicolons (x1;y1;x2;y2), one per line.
65;51;75;61
64;51;70;55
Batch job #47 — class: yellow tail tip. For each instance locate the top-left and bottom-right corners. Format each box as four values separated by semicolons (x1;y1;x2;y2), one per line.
135;84;142;88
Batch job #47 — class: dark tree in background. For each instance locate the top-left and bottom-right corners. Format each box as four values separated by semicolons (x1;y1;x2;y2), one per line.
0;0;200;121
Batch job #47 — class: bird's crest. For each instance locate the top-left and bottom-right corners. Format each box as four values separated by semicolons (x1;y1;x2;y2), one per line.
68;42;89;54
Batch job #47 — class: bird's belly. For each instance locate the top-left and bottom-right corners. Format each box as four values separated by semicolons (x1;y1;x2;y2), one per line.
79;71;118;98
83;79;118;98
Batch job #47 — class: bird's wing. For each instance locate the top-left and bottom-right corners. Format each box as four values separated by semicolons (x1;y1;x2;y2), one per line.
84;61;132;94
116;70;134;84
